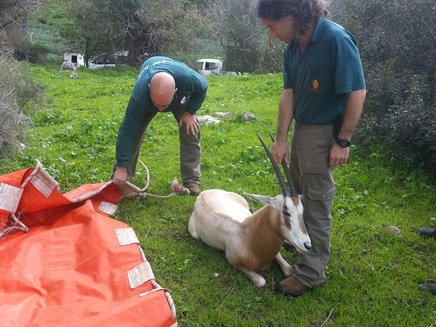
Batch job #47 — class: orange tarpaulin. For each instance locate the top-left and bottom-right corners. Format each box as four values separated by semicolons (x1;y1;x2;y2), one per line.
0;162;177;327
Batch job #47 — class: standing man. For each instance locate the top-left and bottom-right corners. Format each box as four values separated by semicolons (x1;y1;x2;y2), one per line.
113;56;208;195
257;0;366;296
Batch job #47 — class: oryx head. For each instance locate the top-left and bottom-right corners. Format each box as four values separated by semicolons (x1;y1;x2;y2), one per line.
245;133;311;253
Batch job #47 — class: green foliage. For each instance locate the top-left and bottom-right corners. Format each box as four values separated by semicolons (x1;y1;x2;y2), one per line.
202;0;284;73
331;0;436;179
53;0;211;66
0;0;53;63
27;0;73;55
2;67;436;326
0;56;43;156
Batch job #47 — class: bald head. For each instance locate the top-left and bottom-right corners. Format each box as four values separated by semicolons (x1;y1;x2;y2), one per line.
149;72;177;111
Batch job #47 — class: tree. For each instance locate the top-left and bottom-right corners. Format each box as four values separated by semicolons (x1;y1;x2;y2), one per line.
58;0;207;67
200;0;283;73
57;0;141;66
1;0;48;62
121;0;209;65
331;0;436;113
57;0;121;66
1;0;46;34
331;0;436;178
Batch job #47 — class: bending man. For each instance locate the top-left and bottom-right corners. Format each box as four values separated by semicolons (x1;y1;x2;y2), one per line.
113;56;208;195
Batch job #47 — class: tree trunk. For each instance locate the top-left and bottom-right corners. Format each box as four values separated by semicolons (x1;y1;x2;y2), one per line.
126;28;138;67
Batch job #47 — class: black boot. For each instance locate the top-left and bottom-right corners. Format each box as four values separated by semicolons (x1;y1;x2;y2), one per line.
417;226;436;237
419;283;436;295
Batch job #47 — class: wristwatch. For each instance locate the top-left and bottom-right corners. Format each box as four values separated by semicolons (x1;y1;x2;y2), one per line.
335;137;351;148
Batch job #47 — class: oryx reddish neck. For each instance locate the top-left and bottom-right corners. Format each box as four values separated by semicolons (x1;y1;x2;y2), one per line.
236;206;283;271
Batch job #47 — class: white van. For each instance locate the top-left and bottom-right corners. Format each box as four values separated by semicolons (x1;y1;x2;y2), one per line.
196;59;223;77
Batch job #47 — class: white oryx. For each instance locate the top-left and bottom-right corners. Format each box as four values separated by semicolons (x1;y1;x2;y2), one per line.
188;133;311;287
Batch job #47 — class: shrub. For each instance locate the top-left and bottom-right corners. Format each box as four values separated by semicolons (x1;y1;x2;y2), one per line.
357;94;436;178
0;53;42;156
7;30;49;64
332;0;436;180
0;58;26;154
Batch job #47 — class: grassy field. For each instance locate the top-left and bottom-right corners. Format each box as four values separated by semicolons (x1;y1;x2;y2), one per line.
2;65;436;326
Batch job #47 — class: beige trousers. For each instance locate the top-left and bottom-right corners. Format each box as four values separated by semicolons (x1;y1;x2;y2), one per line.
115;105;201;187
290;122;336;287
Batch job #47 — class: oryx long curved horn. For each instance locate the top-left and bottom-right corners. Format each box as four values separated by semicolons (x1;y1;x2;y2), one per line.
269;132;298;197
256;132;290;197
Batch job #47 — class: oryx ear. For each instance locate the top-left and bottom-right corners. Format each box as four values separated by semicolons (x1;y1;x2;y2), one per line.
243;193;282;209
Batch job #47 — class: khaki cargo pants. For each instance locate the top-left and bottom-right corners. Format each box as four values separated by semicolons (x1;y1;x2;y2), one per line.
117;105;201;188
290;122;336;288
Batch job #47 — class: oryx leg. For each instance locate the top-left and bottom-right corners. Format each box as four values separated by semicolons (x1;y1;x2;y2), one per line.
275;252;294;277
238;267;266;287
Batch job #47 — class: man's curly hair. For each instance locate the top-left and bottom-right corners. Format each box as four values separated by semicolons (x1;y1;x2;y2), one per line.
257;0;329;35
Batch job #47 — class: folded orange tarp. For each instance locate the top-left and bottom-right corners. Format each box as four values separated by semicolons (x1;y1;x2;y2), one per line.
0;162;177;327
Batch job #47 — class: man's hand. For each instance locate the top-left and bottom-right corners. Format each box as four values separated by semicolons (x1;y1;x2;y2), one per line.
113;167;128;187
329;143;350;167
271;140;290;164
179;112;199;135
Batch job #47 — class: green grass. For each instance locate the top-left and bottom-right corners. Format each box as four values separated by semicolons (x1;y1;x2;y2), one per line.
2;65;436;326
27;0;72;54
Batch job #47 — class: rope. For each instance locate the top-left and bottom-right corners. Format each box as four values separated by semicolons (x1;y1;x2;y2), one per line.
118;159;190;198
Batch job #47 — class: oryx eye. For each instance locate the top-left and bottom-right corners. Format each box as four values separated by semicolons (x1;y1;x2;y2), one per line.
282;210;292;228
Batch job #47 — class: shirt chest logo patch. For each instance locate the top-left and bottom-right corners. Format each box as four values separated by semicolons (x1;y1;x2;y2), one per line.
180;96;187;104
309;79;322;94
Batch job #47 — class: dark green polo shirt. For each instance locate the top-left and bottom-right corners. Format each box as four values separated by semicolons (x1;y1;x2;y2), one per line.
283;18;366;124
116;56;208;167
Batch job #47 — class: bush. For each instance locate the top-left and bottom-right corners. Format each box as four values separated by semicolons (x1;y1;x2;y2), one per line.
7;30;49;64
0;53;42;156
203;0;283;73
357;94;436;178
332;0;436;180
0;57;26;154
387;97;436;169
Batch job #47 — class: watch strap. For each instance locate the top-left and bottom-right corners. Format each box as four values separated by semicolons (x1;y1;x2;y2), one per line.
335;137;351;148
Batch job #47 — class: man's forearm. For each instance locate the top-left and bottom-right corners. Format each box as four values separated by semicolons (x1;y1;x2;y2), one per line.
276;89;295;142
338;88;366;141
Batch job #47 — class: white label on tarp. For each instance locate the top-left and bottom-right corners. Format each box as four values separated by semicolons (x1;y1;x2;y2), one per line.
0;183;24;213
115;227;139;245
30;168;58;198
138;244;147;261
127;262;155;289
98;201;118;215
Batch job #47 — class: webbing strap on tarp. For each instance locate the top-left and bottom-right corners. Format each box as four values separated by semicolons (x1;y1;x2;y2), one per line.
0;162;177;327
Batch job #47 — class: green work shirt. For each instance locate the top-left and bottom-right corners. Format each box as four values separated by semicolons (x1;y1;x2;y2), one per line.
116;56;208;167
283;18;366;124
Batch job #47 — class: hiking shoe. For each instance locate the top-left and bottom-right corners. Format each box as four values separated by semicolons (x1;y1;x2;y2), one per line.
187;185;202;196
419;283;436;295
417;226;436;237
275;276;311;297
